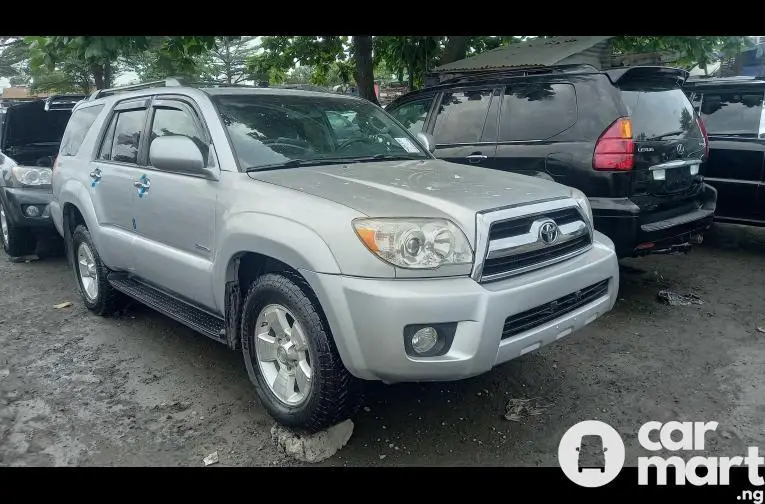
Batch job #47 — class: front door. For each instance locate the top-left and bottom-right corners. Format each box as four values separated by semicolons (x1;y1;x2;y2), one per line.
130;97;219;311
88;98;150;271
427;87;499;170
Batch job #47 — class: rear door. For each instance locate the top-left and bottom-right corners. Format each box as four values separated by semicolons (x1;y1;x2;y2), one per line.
692;86;765;221
618;83;706;210
425;87;500;169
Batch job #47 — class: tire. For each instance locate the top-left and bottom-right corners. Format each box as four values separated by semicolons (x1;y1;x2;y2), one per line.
241;273;363;432
0;201;34;257
71;225;124;316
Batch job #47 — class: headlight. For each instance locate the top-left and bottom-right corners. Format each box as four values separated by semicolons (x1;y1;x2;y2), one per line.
12;166;52;186
353;218;473;269
570;187;593;228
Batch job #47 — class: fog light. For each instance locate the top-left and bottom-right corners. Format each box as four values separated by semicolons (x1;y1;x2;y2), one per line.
411;327;439;354
25;205;40;217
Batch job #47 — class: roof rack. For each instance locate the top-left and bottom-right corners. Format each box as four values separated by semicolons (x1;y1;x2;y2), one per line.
87;76;191;101
44;94;87;111
425;64;599;88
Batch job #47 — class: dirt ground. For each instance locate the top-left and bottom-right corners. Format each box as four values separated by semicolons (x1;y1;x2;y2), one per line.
1;223;764;467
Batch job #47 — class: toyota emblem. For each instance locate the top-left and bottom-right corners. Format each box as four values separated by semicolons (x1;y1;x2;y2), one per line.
676;143;685;156
539;220;559;245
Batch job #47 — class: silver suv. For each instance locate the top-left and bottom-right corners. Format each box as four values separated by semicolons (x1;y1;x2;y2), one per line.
51;78;619;432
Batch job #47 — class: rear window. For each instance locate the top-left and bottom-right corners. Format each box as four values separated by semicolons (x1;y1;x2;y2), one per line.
698;91;764;137
620;87;702;140
59;105;104;157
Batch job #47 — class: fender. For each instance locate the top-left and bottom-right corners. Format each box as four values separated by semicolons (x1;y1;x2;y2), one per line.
57;179;111;261
214;211;342;312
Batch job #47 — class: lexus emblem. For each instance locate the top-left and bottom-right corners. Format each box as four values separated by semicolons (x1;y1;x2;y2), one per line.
539;220;559;245
676;143;685;156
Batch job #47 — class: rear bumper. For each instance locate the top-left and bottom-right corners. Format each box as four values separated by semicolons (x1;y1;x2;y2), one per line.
0;186;57;232
591;184;717;258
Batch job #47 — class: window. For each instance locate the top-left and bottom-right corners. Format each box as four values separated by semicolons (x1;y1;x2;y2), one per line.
432;89;493;145
699;91;764;136
59;105;103;157
98;108;146;164
150;106;208;164
620;87;702;141
499;83;577;142
387;97;433;135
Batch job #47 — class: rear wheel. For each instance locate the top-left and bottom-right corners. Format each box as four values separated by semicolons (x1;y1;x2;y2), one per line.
71;225;124;315
241;273;363;432
0;201;34;257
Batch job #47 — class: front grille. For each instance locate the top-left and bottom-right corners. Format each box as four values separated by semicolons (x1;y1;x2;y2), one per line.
501;279;610;339
482;235;591;278
476;202;593;283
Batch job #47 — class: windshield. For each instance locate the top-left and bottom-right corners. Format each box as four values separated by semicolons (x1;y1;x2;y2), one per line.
213;93;429;171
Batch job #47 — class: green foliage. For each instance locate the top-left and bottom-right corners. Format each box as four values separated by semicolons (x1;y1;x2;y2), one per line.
612;36;748;69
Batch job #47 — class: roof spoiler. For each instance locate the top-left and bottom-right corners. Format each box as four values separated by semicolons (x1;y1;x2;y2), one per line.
44;94;87;111
605;66;689;86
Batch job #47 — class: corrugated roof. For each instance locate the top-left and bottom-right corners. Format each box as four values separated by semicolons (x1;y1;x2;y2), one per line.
433;36;613;73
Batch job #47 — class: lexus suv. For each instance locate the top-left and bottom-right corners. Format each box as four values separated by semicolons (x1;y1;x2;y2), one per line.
0;95;85;257
386;65;717;258
51;78;619;432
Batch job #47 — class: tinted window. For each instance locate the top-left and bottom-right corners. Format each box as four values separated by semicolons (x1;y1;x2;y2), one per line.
213;94;428;170
699;91;764;136
620;87;701;140
499;83;577;142
432;89;492;144
150;106;208;164
59;105;103;157
98;109;146;164
388;97;433;134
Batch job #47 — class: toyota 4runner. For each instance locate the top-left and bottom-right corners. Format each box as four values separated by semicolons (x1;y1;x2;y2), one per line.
51;78;619;432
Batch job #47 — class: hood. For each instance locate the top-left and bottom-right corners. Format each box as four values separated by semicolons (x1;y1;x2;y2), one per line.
1;100;73;152
250;158;573;242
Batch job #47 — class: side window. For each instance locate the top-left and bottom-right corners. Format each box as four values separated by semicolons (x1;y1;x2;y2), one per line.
699;91;765;137
499;83;578;142
149;105;209;164
388;97;433;135
58;105;104;157
432;89;493;145
97;108;147;164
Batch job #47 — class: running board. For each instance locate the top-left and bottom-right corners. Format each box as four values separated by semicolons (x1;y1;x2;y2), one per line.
107;273;226;343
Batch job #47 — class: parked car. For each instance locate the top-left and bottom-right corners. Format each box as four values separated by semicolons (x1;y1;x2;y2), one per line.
386;65;717;259
0;95;85;257
51;78;619;432
684;75;765;225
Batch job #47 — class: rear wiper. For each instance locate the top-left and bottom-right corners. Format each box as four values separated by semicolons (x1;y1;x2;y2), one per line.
645;129;685;141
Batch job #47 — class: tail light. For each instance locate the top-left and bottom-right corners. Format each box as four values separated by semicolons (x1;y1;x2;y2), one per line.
695;115;710;159
593;117;634;171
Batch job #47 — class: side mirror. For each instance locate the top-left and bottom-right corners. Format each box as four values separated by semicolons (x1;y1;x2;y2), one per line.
416;132;436;153
149;136;218;180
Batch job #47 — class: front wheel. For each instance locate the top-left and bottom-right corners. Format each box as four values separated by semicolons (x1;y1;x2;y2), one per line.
0;201;34;257
241;273;363;433
71;225;124;315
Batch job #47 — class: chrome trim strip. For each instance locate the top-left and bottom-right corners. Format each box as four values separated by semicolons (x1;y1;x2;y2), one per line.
487;220;588;259
649;159;701;171
481;244;593;283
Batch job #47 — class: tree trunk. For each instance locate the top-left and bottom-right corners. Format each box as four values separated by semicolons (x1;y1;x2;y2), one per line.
352;36;379;105
441;36;469;65
103;63;113;89
91;64;104;89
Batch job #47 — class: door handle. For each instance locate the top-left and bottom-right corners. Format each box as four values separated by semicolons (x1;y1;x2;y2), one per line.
89;168;102;180
466;154;488;163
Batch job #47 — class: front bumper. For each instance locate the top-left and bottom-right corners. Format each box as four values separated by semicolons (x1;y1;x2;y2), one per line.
0;186;56;231
302;231;619;383
592;183;717;258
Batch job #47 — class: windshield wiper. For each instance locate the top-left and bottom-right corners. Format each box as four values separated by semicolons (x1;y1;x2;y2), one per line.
245;158;352;172
370;154;425;160
645;129;686;141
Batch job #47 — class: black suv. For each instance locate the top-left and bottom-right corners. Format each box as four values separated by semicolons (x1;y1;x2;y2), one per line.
684;76;765;226
0;95;85;257
386;65;717;258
